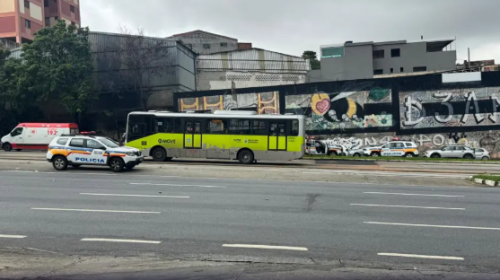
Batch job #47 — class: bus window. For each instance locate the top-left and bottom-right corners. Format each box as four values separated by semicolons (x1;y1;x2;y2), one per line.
155;118;173;133
252;120;266;135
206;119;226;134
229;119;251;135
291;120;299;136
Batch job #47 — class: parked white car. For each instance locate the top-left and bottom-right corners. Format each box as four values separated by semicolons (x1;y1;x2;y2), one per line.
424;145;475;159
474;148;491;160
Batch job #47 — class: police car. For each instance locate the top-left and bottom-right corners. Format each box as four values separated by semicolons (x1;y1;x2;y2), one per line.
46;133;144;172
380;141;419;157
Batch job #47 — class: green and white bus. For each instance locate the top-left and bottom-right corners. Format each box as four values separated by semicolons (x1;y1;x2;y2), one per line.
125;110;306;164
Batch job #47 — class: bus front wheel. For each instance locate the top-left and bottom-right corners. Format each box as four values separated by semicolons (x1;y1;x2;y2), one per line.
238;149;254;164
151;147;167;161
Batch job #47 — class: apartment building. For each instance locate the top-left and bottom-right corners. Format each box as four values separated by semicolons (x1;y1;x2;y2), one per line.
0;0;80;44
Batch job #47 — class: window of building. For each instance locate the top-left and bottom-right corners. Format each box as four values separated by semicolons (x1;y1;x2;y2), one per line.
45;17;50;26
373;50;384;59
391;48;400;57
374;69;383;75
203;44;211;50
25;19;31;29
390;68;393;73
400;67;404;72
70;5;75;13
413;66;427;72
55;16;59;20
321;46;344;58
24;0;29;9
44;0;48;7
220;42;228;48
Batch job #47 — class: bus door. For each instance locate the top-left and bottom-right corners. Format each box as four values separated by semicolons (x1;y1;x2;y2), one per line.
268;122;287;151
184;120;202;149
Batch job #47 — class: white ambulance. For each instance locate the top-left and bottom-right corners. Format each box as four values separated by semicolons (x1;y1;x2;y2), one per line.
1;123;79;151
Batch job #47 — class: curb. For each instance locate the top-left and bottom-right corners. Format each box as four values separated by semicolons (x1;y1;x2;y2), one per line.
470;176;499;187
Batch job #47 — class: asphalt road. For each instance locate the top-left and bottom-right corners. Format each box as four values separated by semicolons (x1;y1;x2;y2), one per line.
1;150;499;175
1;167;500;279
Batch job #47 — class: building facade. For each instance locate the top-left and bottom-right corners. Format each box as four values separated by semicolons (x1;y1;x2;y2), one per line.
90;32;196;111
196;48;310;91
308;39;457;82
0;0;80;44
170;30;252;55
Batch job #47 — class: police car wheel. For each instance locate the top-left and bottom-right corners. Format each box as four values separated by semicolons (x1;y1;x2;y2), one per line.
109;158;124;172
53;156;68;171
2;143;12;152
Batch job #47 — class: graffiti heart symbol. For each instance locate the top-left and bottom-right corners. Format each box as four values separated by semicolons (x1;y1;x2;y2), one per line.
315;99;330;115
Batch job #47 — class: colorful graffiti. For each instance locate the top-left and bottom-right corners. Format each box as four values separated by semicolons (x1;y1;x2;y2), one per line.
400;87;500;129
178;91;279;114
286;88;393;131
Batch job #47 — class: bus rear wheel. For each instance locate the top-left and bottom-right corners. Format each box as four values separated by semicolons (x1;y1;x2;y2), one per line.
151;147;167;161
238;149;254;164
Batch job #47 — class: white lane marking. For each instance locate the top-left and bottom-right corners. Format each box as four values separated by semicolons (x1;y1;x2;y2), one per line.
81;238;161;244
351;204;465;210
31;208;160;214
79;193;189;199
130;183;225;188
0;234;27;239
365;221;500;231
378;253;464;261
363;192;464;198
222;244;308;251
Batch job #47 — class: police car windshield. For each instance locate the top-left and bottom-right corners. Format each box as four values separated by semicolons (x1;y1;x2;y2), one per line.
97;137;120;148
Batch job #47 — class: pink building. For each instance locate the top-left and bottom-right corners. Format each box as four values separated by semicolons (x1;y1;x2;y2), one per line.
0;0;81;44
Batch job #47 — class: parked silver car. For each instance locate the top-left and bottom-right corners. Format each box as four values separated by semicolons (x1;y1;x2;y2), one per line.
474;148;491;160
424;145;476;159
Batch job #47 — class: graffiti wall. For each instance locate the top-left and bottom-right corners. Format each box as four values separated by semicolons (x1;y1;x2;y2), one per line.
178;91;279;114
175;72;500;158
285;88;393;132
317;131;500;158
400;87;500;129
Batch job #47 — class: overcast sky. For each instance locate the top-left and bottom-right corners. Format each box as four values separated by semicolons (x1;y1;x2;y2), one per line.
81;0;500;62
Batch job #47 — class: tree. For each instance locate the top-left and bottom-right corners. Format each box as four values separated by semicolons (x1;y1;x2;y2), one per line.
302;50;321;70
20;21;95;125
116;26;174;110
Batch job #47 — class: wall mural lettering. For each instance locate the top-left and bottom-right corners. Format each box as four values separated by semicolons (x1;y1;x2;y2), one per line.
400;87;500;129
178;91;279;114
285;88;393;131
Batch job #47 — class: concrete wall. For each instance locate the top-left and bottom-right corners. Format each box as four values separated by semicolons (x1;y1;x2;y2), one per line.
373;42;456;74
319;44;374;81
197;71;307;91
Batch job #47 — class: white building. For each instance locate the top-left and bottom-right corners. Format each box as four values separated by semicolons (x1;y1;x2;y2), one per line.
196;48;310;91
